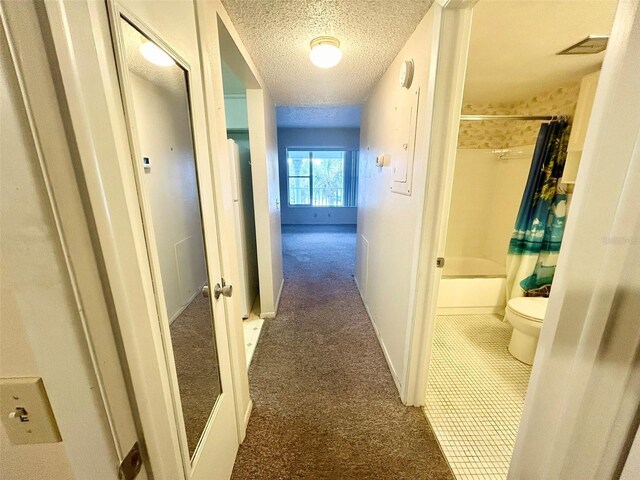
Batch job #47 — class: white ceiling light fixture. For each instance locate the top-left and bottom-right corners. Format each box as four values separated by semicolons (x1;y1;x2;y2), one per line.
309;36;342;69
139;40;175;67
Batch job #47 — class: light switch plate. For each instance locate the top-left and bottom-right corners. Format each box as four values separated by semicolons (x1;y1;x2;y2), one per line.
375;154;388;167
0;377;62;444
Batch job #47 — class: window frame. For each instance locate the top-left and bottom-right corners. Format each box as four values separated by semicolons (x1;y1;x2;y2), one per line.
286;150;312;206
286;148;357;208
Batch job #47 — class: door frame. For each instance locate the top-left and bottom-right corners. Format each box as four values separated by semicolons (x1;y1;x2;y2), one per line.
194;2;258;441
402;0;476;406
200;2;285;325
32;0;247;477
404;3;639;476
194;0;287;436
403;0;632;404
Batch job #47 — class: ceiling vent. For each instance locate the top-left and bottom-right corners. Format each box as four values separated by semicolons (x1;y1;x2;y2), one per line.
557;35;609;55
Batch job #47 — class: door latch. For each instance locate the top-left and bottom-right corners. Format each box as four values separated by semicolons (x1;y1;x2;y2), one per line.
436;257;445;268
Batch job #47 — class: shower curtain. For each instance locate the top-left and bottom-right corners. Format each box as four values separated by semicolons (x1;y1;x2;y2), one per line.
506;120;571;300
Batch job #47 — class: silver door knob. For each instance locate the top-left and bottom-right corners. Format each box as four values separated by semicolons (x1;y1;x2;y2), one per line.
213;282;232;299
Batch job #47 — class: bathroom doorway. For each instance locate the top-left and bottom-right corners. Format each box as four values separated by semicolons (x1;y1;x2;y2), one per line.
422;1;617;478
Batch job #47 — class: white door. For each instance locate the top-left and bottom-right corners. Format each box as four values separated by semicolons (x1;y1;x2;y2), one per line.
108;3;238;478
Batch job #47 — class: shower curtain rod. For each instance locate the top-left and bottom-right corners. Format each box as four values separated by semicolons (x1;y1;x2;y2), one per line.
460;114;570;121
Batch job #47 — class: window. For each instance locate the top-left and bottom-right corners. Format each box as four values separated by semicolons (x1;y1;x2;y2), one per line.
287;149;358;207
287;150;311;205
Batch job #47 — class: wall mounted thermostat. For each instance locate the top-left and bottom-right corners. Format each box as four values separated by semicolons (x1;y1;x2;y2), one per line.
399;59;414;89
143;156;151;170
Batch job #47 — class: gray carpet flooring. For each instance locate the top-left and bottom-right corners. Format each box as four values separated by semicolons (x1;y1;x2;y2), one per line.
231;225;453;479
170;294;221;456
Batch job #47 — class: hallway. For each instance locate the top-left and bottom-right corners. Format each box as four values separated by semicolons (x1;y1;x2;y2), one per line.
231;225;453;479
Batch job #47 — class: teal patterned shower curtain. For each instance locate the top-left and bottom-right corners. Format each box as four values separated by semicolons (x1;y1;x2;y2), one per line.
506;120;571;300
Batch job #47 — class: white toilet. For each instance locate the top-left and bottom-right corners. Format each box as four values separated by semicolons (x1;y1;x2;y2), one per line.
505;297;549;365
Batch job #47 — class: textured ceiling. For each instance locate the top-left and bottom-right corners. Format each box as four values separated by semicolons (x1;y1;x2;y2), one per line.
221;0;433;106
465;0;617;104
277;105;362;128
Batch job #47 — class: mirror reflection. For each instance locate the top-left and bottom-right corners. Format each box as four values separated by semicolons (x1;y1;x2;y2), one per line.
121;18;222;458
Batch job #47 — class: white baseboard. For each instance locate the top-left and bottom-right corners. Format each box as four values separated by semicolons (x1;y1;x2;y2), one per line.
169;283;206;325
274;278;284;314
260;279;284;319
354;279;401;394
240;399;253;443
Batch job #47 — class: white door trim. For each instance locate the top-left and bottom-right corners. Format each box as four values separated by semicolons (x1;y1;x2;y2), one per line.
405;0;640;476
402;1;475;406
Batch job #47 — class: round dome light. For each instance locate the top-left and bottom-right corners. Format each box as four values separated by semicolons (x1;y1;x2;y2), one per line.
309;36;342;69
139;41;175;67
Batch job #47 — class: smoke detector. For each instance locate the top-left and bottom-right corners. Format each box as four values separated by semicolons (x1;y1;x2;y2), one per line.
557;35;609;55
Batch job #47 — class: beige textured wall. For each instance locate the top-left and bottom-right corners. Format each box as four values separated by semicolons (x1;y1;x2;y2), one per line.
459;82;580;149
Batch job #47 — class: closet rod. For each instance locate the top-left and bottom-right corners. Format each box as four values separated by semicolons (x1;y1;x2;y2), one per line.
460;114;569;121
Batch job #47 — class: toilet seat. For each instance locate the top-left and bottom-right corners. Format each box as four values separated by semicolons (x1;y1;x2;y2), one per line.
506;297;548;323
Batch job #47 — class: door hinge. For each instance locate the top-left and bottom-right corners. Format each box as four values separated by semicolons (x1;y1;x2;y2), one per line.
436;257;445;268
119;442;142;480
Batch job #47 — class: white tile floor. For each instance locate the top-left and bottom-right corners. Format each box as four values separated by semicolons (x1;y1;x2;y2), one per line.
243;316;263;365
423;314;532;480
243;297;264;365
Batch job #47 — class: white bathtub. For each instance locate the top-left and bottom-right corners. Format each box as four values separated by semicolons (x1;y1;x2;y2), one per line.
437;256;506;315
